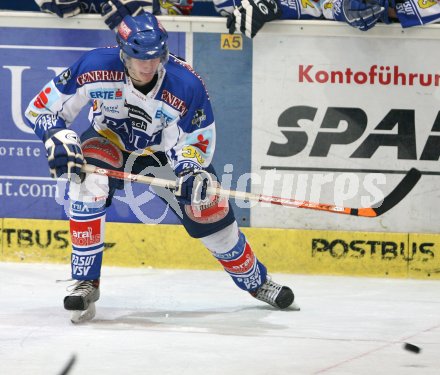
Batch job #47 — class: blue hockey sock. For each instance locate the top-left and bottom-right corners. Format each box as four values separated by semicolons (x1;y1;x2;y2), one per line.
69;200;106;280
213;231;267;292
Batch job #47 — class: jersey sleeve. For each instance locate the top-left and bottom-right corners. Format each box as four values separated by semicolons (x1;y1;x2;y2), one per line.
394;0;440;27
24;55;91;141
162;76;216;175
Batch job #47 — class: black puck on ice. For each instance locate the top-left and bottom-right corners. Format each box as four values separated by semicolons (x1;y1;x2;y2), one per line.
403;343;421;354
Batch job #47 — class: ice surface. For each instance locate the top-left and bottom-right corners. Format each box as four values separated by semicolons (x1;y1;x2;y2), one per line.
0;262;439;375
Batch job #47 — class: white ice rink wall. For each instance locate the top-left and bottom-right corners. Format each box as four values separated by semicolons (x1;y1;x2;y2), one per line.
1;12;440;278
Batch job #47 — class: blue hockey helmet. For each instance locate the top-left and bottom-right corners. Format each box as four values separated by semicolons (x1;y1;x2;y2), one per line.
116;13;169;62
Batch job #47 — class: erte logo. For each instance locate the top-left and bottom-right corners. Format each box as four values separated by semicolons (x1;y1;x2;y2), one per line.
89;89;123;100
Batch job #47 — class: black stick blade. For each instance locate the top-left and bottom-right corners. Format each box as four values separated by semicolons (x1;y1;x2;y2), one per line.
372;168;421;217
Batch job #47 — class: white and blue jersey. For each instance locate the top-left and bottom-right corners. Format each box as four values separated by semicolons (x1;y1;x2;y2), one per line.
25;47;216;175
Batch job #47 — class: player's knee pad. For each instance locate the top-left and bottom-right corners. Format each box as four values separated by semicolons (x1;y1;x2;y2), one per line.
180;181;236;238
81;136;125;204
172;164;235;238
82;137;123;169
184;180;230;225
201;223;267;292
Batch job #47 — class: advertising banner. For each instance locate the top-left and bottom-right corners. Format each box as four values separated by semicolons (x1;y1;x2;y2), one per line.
251;34;440;233
2;218;438;279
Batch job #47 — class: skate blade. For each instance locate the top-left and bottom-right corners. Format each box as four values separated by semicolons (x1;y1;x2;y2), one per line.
70;302;96;324
288;302;301;311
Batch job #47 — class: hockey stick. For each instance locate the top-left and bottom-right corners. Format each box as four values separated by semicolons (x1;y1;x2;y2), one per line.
58;354;77;375
81;164;421;218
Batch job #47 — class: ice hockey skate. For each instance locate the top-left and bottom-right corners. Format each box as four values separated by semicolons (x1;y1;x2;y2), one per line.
251;276;300;310
64;279;100;324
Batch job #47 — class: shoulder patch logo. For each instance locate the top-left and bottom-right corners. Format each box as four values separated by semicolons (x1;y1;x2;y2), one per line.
191;109;207;127
56;69;72;85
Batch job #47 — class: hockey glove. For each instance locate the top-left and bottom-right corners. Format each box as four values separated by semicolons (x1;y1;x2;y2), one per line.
174;169;214;206
101;0;147;30
331;0;385;31
44;129;84;182
34;0;81;18
227;0;282;39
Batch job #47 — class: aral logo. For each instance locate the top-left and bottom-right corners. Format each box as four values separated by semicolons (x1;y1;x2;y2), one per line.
70;218;102;247
268;106;440;160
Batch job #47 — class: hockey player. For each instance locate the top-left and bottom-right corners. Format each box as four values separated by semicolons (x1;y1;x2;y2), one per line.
24;12;296;323
34;0;194;30
221;0;440;38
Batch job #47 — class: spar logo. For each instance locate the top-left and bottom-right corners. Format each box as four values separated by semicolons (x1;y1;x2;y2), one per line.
268;106;440;160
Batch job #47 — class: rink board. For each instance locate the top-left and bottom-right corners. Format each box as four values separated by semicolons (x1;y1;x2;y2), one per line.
251;31;440;233
1;218;439;279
